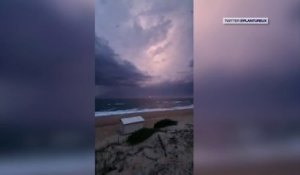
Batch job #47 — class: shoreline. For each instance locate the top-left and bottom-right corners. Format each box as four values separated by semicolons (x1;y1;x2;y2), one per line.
95;108;193;127
95;105;193;117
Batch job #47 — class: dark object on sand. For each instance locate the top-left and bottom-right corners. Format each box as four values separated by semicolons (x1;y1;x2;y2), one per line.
154;119;178;129
126;128;156;145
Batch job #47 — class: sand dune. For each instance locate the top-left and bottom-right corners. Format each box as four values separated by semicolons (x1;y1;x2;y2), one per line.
95;109;193;175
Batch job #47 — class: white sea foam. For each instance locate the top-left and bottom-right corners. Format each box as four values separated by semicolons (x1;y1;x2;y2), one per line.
95;105;193;117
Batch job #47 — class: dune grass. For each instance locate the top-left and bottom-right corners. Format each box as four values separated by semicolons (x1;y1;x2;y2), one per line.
126;128;156;145
154;119;178;129
126;119;178;145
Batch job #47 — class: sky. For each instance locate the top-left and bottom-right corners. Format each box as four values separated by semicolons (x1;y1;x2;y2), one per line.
95;0;193;98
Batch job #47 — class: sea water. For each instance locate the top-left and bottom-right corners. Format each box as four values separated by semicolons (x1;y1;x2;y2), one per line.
95;98;193;117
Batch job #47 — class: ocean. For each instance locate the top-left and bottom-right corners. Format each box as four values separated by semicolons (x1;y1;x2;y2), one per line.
95;98;193;117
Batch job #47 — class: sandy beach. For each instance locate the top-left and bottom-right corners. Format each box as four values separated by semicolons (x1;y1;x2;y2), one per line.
95;109;193;148
95;109;193;175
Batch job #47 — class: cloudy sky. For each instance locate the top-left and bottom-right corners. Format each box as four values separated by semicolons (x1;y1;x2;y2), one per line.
95;0;193;98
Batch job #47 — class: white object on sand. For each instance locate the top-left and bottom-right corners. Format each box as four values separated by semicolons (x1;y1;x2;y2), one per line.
120;116;144;134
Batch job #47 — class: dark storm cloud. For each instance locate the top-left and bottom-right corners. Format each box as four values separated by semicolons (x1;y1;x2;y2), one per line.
145;80;193;97
96;8;174;60
96;0;193;93
96;79;193;98
129;16;173;49
95;38;150;86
